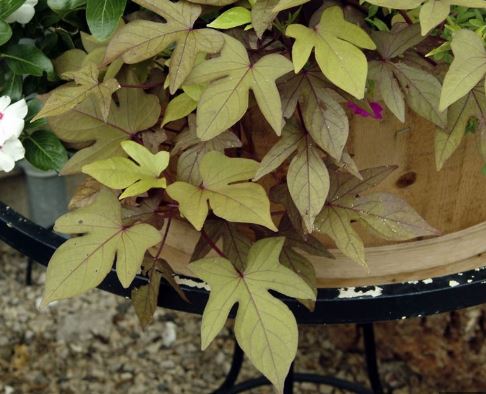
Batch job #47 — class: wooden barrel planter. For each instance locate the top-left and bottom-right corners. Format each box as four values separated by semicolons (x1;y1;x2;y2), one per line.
160;111;486;289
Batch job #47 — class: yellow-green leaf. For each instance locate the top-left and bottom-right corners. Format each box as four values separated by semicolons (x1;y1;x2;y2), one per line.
254;123;303;180
436;87;486;169
173;115;242;185
366;0;486;35
221;222;251;272
186;0;237;4
33;63;120;122
286;6;376;99
272;0;310;12
207;6;251;29
341;192;439;240
392;62;447;128
328;166;397;202
184;34;293;140
162;92;198;126
440;29;486;111
104;0;224;94
279;70;349;159
82;140;169;199
48;82;160;174
369;61;405;122
371;23;423;60
53;49;88;76
190;237;315;393
365;0;422;8
420;0;486;35
166;151;277;231
287;139;329;233
41;189;162;306
132;268;162;329
251;0;279;38
316;205;366;267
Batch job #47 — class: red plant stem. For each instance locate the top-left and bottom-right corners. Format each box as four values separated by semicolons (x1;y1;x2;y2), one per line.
296;102;310;135
201;228;226;258
153;217;172;261
398;10;413;25
120;81;164;89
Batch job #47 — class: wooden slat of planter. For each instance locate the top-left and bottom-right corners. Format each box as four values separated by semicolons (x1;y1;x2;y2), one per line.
161;220;486;287
348;112;486;245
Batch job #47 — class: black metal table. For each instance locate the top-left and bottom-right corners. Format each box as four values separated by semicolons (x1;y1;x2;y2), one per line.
2;201;486;393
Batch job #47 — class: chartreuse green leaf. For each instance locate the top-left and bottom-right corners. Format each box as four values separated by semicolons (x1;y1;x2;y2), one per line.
82;141;169;199
317;167;438;266
280;69;349;159
419;1;486;35
436;87;486;169
254;123;303;181
371;23;424;61
366;0;486;35
272;0;309;13
287;139;329;233
253;215;331;311
286;6;376;99
369;61;405;122
184;34;293;140
132;257;186;328
105;0;224;94
316;205;366;267
208;6;251;29
162;93;198;126
86;0;127;41
33;63;120;122
251;0;279;38
343;192;439;240
190;237;315;393
368;25;445;126
392;62;446;127
53;49;88;75
48;80;160;174
185;0;237;5
364;0;422;8
41;189;162;306
132;267;162;329
173;115;241;185
440;29;486;111
167;151;277;231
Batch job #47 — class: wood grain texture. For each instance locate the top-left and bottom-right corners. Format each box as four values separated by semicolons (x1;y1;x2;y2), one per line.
163;110;486;286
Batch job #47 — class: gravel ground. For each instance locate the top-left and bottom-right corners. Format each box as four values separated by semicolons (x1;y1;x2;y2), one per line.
0;242;473;394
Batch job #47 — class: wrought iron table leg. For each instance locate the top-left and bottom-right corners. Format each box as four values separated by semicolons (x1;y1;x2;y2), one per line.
227;373;373;393
211;340;244;394
24;224;55;286
211;329;378;394
25;258;33;286
361;323;384;394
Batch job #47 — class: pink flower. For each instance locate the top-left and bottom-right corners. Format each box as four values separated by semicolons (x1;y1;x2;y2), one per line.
347;101;383;120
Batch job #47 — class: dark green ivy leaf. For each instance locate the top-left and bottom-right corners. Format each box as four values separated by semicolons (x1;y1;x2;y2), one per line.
0;20;12;46
23;130;69;171
0;0;25;20
3;43;55;79
86;0;127;41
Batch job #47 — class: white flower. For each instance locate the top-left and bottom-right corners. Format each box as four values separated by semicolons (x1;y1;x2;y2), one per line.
0;96;27;172
5;0;38;25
